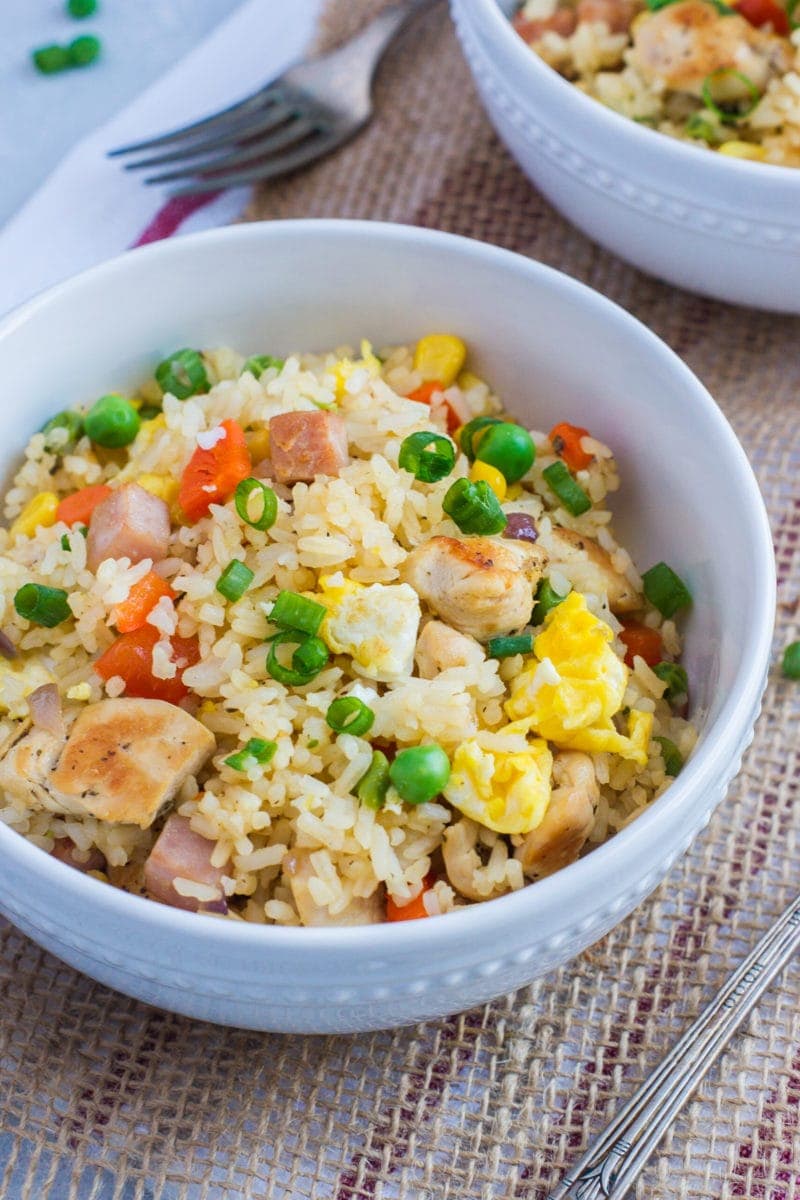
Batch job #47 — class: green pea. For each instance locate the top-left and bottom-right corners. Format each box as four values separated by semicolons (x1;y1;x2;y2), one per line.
41;410;83;454
389;744;450;806
84;394;140;448
474;422;535;484
68;35;101;67
32;44;71;74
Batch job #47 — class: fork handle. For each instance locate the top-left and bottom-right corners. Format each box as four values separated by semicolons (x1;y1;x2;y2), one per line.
546;892;800;1199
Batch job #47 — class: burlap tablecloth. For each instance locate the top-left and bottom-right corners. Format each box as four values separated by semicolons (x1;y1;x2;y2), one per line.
2;3;799;1196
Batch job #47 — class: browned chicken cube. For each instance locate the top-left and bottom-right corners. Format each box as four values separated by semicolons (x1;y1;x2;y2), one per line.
86;482;171;571
144;814;227;913
268;410;349;484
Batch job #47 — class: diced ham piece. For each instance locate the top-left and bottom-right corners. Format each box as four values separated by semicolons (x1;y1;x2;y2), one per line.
576;0;638;33
86;483;171;572
512;7;578;39
144;814;228;913
268;411;349;484
51;837;107;874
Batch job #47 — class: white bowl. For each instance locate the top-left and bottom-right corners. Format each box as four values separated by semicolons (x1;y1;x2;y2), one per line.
0;220;774;1032
452;0;800;312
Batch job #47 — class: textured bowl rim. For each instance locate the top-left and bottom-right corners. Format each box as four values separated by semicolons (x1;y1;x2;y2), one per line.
457;0;800;185
0;219;776;957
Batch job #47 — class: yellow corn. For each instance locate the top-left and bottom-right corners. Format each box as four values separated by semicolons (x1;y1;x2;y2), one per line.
413;334;467;387
66;683;92;701
470;460;507;503
506;482;523;501
246;428;271;462
718;141;767;161
199;700;217;714
137;473;180;506
456;369;484;392
87;870;109;884
10;492;59;539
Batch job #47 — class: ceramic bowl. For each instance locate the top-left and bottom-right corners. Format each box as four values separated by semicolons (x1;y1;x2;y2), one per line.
0;220;775;1031
452;0;800;312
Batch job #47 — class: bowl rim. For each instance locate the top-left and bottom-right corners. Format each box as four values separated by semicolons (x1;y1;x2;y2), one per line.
456;0;800;185
0;218;777;957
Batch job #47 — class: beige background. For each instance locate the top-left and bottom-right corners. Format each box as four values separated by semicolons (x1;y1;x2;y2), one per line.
1;2;799;1196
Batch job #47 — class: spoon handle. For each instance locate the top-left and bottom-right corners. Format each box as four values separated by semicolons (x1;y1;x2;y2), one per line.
547;892;800;1200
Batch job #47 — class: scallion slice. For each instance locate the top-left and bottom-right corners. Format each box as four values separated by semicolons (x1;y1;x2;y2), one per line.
398;431;456;483
653;661;689;701
354;750;391;809
781;642;800;679
701;68;760;125
655;736;683;777
541;461;591;516
235;477;278;531
532;577;570;625
326;696;375;737
241;355;285;379
60;525;88;552
459;416;502;461
216;559;254;602
642;562;692;618
155;348;210;400
224;737;277;772
266;632;329;686
269;590;326;637
487;633;533;659
14;583;71;628
442;477;507;536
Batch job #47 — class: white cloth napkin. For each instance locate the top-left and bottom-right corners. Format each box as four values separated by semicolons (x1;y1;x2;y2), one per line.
0;0;321;319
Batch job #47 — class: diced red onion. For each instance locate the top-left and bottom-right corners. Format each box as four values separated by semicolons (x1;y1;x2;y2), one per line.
503;512;539;543
28;683;65;739
0;631;17;660
199;897;229;916
51;838;107;874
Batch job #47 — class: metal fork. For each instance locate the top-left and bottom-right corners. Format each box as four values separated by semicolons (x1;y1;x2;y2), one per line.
108;0;438;195
547;889;800;1198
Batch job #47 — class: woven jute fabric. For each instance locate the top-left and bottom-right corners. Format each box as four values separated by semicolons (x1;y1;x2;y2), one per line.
2;3;800;1197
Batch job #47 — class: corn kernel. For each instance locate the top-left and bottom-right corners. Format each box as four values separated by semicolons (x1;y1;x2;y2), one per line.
470;460;507;502
66;683;92;701
456;369;484;391
10;492;59;539
506;482;523;501
137;473;179;506
246;428;271;462
413;335;467;387
199;700;217;714
87;870;109;884
718;140;767;161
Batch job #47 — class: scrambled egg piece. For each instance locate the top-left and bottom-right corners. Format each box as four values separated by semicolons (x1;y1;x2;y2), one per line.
330;340;382;401
444;733;553;835
0;662;56;720
505;591;652;765
318;574;420;683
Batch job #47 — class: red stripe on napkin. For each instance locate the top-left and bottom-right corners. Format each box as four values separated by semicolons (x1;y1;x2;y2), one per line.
132;191;222;247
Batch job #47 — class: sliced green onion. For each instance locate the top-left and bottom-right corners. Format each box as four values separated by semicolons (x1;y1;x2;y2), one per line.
326;696;375;737
790;0;800;28
155;348;209;400
541;461;591;516
68;0;98;17
647;0;732;9
474;422;535;484
32;45;71;74
138;404;162;422
216;559;254;602
781;642;800;679
701;69;760;125
41;411;83;454
269;590;326;636
532;576;570;625
642;562;692;618
459;416;502;461
442;477;507;536
398;431;456;483
653;661;689;701
655;735;683;777
267;632;329;686
224;737;277;772
389;744;451;806
241;355;284;379
354;750;391;809
14;583;71;628
487;633;534;659
60;525;88;551
68;35;101;66
235;478;278;531
685;111;725;144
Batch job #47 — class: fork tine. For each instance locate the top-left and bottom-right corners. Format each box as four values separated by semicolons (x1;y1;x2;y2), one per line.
108;82;286;158
161;132;348;195
122;101;299;171
142;116;324;186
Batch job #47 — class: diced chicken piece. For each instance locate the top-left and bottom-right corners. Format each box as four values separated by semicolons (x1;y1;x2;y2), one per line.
545;526;641;614
86;483;171;572
144;814;227;913
414;620;485;680
515;751;599;878
269;410;349;484
442;818;512;902
402;535;548;642
576;0;640;33
51;837;107;874
0;698;215;828
629;0;792;97
283;850;384;926
512;7;578;40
